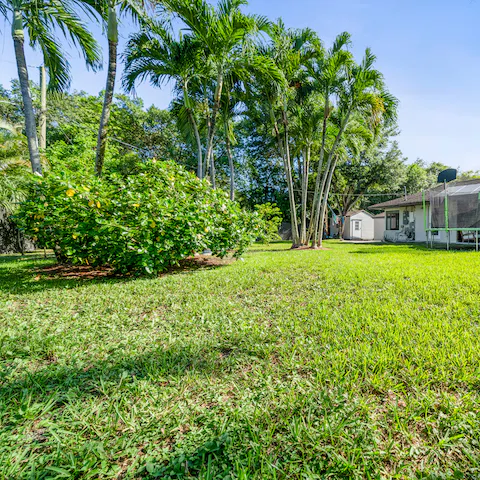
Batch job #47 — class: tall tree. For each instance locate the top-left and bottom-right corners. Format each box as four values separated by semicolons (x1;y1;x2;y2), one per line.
289;93;324;244
161;0;269;186
123;25;205;177
94;0;149;176
0;0;101;174
305;32;352;246
250;21;318;246
310;49;398;248
331;128;405;236
221;88;238;200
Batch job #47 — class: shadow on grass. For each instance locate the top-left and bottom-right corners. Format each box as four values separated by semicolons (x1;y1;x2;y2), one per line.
0;342;253;406
0;253;52;264
248;248;294;254
0;254;229;296
351;244;434;255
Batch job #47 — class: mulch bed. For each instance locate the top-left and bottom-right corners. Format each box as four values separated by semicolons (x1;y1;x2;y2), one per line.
34;254;233;280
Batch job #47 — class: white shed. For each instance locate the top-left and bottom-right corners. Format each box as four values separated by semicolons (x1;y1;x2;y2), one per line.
343;210;375;241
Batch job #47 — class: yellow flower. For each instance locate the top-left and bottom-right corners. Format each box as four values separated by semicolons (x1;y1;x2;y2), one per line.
96;201;101;208
88;200;95;207
72;233;79;239
66;189;75;197
204;227;210;233
132;203;140;207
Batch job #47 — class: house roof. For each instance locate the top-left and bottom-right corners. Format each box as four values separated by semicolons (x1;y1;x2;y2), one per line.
370;193;423;210
373;212;385;218
346;209;373;218
370;179;480;210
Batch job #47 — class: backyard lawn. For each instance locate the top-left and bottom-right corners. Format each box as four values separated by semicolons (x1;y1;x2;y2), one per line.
1;242;479;479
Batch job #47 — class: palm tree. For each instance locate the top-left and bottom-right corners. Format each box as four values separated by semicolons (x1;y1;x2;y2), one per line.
220;83;240;200
94;0;149;177
0;0;101;175
161;0;269;187
311;49;398;248
305;32;353;245
250;21;318;246
123;25;205;178
288;93;324;245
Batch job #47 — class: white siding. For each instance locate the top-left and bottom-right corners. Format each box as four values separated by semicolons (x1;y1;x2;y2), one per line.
345;211;375;240
414;205;427;243
384;207;416;242
381;203;477;245
374;217;385;241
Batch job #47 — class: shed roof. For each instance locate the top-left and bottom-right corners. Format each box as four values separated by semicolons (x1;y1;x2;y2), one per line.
345;209;374;218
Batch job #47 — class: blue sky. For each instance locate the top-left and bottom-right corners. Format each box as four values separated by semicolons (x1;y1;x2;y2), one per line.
0;0;479;170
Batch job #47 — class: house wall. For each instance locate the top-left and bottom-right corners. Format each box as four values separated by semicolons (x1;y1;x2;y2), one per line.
374;217;385;241
345;212;374;240
384;206;416;243
414;205;427;243
384;204;468;245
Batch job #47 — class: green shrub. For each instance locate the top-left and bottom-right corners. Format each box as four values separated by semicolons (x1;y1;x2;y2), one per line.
254;202;283;243
16;161;260;274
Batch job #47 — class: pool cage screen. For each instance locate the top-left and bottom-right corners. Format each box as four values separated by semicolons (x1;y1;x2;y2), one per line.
423;180;480;250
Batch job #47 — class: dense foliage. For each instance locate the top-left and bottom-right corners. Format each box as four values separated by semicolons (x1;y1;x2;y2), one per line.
16;162;260;273
255;202;283;243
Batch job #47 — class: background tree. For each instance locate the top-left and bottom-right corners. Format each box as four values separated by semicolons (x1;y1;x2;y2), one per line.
0;0;101;174
311;49;398;248
123;25;205;177
94;0;149;176
161;0;270;187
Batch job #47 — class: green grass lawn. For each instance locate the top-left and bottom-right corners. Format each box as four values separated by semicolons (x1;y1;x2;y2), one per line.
1;242;480;479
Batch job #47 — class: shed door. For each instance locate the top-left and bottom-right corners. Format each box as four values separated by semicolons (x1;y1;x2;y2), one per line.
353;219;362;239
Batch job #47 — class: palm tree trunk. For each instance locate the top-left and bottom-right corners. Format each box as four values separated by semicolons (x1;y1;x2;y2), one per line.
95;6;118;177
316;155;339;248
205;70;224;187
311;154;333;247
300;146;310;245
12;10;42;175
183;84;203;179
39;65;47;151
281;109;300;246
307;96;329;243
225;125;235;201
190;111;203;179
311;110;352;247
268;102;299;246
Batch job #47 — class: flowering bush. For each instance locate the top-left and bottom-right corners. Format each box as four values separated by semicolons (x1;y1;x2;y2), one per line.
16;161;260;273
